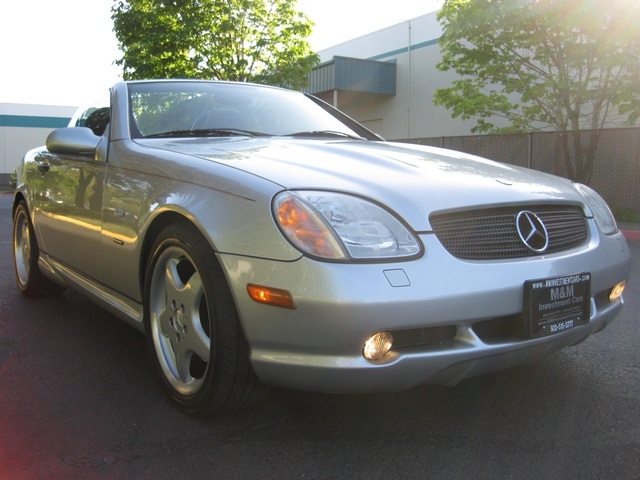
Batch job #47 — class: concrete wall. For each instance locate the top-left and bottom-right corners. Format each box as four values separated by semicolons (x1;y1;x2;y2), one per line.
1;103;76;187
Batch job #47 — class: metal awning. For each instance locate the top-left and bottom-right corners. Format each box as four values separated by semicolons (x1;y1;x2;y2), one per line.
306;56;396;99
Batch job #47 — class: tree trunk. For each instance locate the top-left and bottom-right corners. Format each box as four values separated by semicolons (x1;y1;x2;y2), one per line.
560;129;599;184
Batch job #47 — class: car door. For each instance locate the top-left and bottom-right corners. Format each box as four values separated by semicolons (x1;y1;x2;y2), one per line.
32;111;109;280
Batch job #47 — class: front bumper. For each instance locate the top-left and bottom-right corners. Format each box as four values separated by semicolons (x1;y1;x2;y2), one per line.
218;226;631;393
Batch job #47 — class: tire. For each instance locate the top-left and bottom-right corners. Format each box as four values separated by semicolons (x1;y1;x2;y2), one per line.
144;223;269;416
13;201;66;297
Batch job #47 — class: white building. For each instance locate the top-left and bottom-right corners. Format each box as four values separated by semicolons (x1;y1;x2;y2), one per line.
307;11;480;140
1;103;76;186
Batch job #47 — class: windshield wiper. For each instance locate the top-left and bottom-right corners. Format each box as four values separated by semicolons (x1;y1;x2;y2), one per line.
144;128;268;138
289;130;365;140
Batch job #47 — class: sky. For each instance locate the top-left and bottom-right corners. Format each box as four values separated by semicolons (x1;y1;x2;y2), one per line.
1;0;442;107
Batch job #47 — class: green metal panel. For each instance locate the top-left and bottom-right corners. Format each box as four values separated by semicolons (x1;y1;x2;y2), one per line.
307;56;396;95
0;115;70;128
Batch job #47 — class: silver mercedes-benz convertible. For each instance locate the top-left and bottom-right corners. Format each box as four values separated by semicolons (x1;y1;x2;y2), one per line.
12;80;631;415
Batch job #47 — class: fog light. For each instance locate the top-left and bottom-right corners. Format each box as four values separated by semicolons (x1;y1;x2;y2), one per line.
610;281;626;302
363;331;393;361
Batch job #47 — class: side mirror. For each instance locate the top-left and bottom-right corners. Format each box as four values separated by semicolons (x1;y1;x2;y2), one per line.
46;127;101;156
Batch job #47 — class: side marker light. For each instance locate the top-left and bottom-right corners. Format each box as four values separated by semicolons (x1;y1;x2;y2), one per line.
247;284;296;310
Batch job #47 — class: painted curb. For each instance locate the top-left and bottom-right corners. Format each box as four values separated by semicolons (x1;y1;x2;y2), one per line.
622;230;640;241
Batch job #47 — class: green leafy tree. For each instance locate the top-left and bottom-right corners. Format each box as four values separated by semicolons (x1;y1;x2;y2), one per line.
434;0;640;183
112;0;319;89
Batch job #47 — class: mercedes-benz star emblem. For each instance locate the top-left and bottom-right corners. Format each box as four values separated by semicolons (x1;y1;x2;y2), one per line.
516;211;549;253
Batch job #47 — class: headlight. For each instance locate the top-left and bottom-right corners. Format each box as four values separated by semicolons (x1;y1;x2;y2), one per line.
273;191;422;261
574;184;617;235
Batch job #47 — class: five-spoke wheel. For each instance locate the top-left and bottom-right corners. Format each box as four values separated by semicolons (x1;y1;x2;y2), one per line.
145;223;268;415
148;244;211;396
13;200;65;296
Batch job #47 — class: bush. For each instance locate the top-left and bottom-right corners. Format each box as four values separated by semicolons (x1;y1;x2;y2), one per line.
9;169;18;189
612;206;640;223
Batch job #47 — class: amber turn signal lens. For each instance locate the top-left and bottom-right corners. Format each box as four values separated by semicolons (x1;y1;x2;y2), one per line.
247;284;296;310
275;196;346;259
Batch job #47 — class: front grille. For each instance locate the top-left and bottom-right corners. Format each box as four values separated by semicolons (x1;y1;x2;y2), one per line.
391;326;457;350
472;315;525;343
429;205;587;259
387;287;610;350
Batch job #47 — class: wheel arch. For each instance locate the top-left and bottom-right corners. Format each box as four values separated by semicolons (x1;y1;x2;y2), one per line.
139;209;218;296
12;191;27;217
141;217;270;414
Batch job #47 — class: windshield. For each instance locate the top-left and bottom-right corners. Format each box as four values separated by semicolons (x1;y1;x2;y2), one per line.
127;81;375;140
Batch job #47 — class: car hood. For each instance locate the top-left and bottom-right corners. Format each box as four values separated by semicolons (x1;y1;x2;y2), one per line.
141;137;584;231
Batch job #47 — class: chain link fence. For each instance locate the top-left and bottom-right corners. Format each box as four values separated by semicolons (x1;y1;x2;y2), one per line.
397;127;640;213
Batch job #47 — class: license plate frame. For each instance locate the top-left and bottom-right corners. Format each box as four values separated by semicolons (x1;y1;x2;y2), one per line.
524;272;591;338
